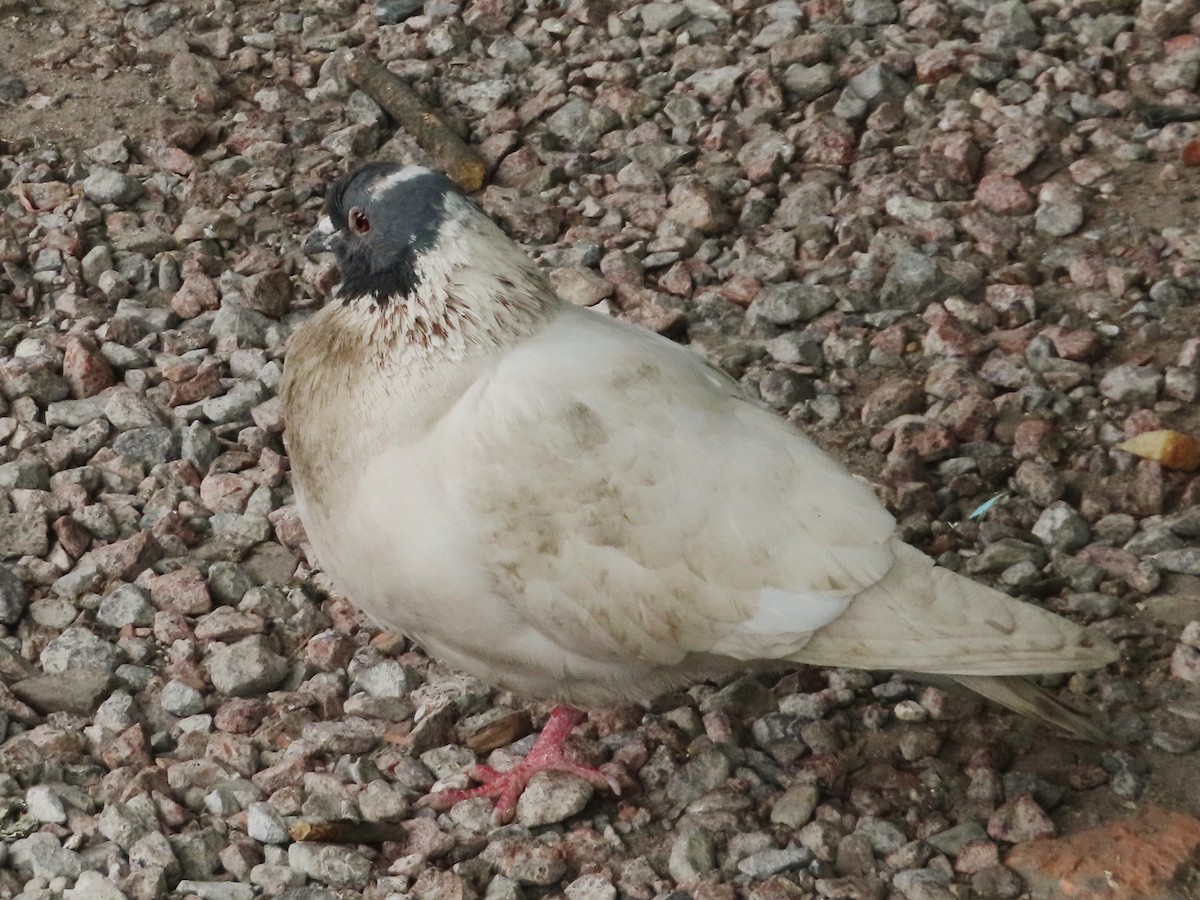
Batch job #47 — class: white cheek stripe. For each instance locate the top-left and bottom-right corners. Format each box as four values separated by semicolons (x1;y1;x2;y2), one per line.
369;166;432;198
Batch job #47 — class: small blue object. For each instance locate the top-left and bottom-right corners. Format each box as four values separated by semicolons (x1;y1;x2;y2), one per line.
968;492;1009;520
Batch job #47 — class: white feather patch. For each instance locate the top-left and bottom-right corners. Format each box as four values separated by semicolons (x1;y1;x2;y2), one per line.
708;587;853;659
369;165;433;198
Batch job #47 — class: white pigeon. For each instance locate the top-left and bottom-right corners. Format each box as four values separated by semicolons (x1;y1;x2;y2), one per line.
281;162;1117;822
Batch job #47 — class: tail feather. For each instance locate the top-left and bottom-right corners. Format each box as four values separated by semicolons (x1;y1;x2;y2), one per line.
952;674;1109;742
794;541;1118;675
786;540;1115;740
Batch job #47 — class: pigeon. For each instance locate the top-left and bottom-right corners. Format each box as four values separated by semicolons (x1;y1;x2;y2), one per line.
281;162;1117;823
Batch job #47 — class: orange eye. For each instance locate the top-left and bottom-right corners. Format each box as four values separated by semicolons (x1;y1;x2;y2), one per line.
349;208;370;235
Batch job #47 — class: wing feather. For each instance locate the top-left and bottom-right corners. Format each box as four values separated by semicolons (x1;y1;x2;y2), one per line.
438;306;897;665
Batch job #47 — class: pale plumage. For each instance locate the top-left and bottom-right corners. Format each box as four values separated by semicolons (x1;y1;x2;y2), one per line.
282;163;1117;746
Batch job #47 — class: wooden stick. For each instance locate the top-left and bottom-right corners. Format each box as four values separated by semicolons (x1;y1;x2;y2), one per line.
346;54;487;192
1141;104;1200;128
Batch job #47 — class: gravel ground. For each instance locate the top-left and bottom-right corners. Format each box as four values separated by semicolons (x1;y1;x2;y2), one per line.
3;0;1200;898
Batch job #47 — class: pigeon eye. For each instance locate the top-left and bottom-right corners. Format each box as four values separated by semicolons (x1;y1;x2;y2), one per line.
349;208;371;235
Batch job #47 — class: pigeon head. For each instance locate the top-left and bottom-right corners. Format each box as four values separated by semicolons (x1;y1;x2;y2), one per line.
307;162;462;303
303;162;559;351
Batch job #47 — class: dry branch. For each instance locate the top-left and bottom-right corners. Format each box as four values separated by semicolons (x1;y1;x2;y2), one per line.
346;54;487;192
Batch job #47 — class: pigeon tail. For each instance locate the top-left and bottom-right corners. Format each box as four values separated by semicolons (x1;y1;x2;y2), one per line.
951;674;1109;742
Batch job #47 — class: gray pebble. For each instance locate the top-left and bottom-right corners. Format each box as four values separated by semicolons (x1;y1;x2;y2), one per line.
161;679;206;716
98;584;155;628
203;381;269;425
0;512;48;559
105;389;165;430
515;771;594;826
640;1;691;31
301;718;380;755
1098;365;1161;405
25;785;67;824
0;458;50;490
666;747;732;805
748;283;836;326
845;63;910;110
113;426;180;468
97;799;159;850
483;836;568;885
1031;503;1090;551
0;564;29;624
211;302;273;347
855;816;908;854
40;626;118;674
288;842;373;889
737;846;813;878
770;781;820;828
1063;592;1120;618
208;635;288;696
9;832;83;880
182;421;222;474
565;873;617;900
45;396;109;427
782;63;838;101
81;168;143;206
1152;549;1200;576
11;669;114;714
881;250;949;311
668;828;715;882
247;801;290;844
1035;200;1084;237
62;871;128;900
893;869;955;900
175;881;255;900
169;828;226;880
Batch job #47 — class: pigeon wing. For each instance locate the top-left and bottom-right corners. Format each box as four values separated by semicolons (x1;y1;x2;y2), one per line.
437;305;898;667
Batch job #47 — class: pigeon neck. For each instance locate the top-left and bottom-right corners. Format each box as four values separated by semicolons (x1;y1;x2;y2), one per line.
347;239;560;357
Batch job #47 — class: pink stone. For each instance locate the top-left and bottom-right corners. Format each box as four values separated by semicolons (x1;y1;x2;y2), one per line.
62;335;116;399
141;138;197;175
149;566;213;616
801;116;856;166
304;630;358;671
171;272;219;319
667;179;730;234
984;284;1034;326
92;531;162;579
922;305;990;358
1013;418;1060;461
976;173;1035;216
915;46;967;83
169;365;223;407
1041;325;1101;361
888;416;958;462
267;505;307;550
194;607;263;641
214;698;268;734
200;472;255;514
937;394;996;442
988;795;1055;843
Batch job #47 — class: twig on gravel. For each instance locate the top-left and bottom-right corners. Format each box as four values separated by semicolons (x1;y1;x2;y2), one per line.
1141;104;1200;128
345;54;487;192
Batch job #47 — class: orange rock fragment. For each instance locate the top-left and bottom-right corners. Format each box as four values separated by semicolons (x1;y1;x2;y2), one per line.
1115;430;1200;471
1007;806;1200;898
1165;34;1200;54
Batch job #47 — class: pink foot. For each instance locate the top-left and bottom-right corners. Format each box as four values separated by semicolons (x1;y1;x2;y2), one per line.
419;706;620;825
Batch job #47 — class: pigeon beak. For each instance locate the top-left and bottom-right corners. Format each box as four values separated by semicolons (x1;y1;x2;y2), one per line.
303;216;342;257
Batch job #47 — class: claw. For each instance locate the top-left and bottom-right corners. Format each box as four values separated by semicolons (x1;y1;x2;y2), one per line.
420;706;617;824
